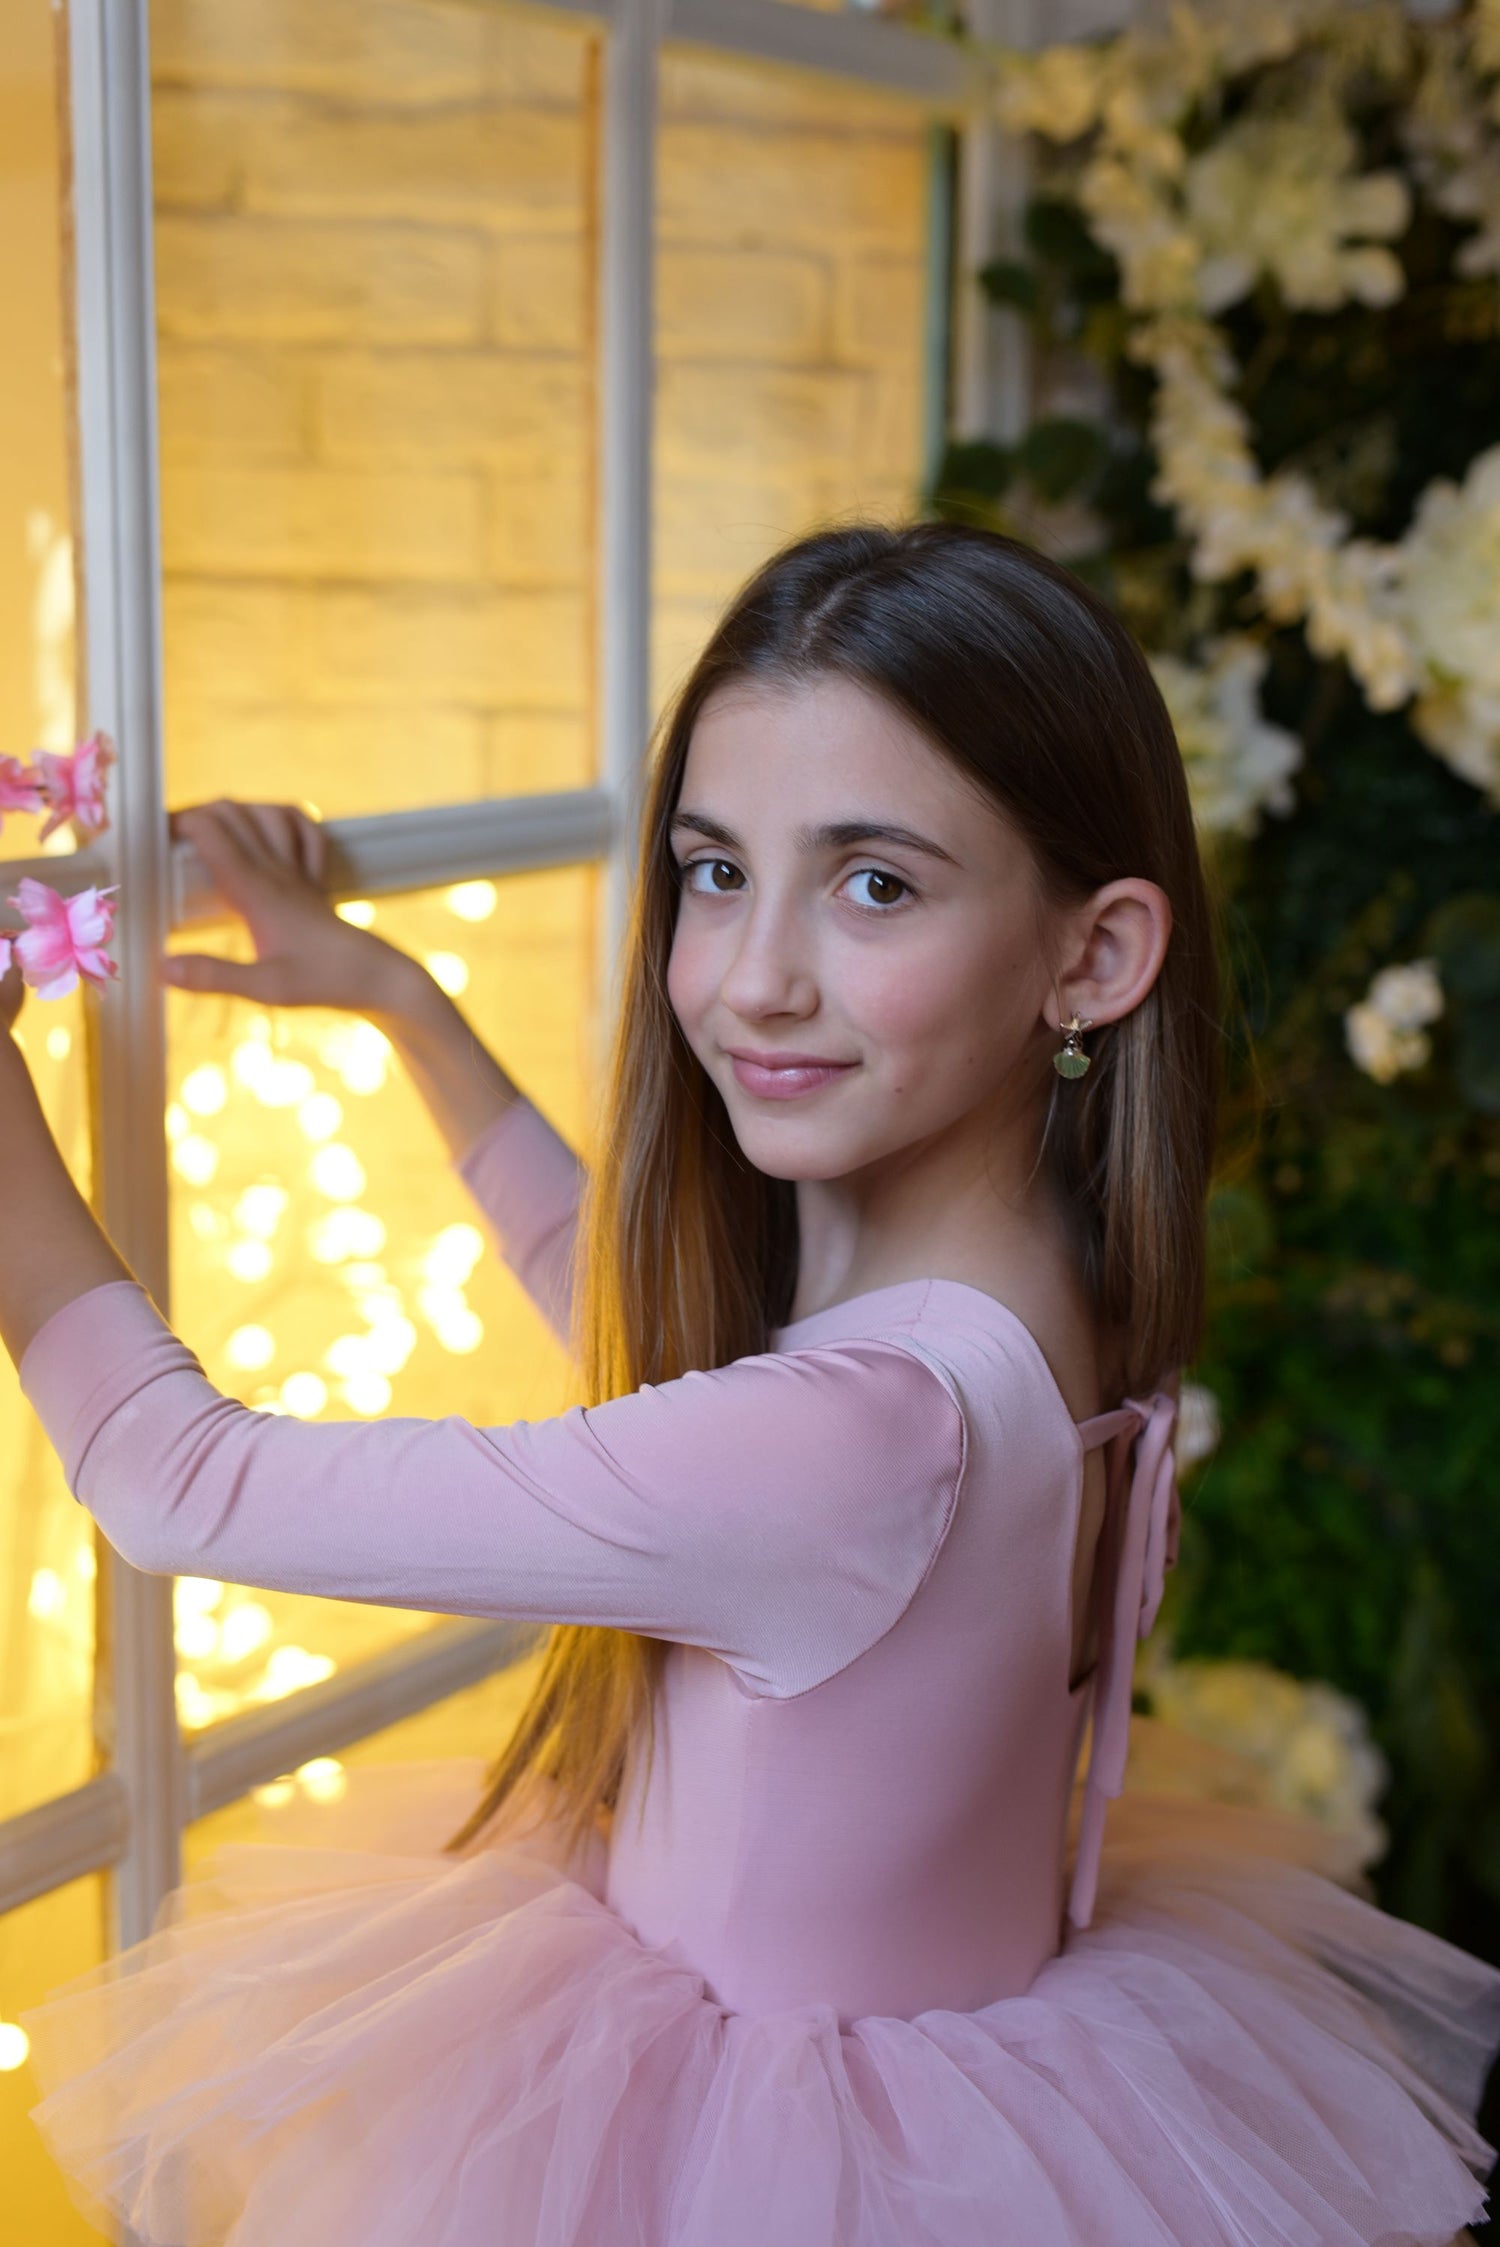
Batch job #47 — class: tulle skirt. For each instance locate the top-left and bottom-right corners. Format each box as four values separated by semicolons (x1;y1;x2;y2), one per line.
21;1730;1500;2247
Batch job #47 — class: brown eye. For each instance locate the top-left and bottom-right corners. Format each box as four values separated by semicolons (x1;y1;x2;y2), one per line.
679;857;743;895
846;867;911;912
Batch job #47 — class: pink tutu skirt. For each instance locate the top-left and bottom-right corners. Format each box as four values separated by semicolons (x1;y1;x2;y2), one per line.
22;1734;1500;2247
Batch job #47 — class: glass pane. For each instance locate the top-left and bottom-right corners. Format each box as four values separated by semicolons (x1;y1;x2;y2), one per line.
654;49;930;701
149;0;597;816
166;864;598;1734
0;0;82;863
183;1643;549;1870
0;1877;110;2245
0;994;97;1824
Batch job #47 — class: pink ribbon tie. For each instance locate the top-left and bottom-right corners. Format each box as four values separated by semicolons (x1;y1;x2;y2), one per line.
1065;1386;1181;1932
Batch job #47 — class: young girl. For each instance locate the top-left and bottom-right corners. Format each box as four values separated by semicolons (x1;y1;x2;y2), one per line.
5;522;1498;2246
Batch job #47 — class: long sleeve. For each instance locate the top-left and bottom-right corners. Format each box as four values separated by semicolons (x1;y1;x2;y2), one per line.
19;1279;967;1700
452;1095;583;1350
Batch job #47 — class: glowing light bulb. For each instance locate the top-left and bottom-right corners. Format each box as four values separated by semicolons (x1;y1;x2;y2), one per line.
253;1056;315;1109
74;1543;97;1581
46;1023;72;1061
227;1238;274;1283
364;1316;417;1375
175;1576;224;1615
257;1645;335;1700
336;899;375;928
235;1184;288;1238
342;1261;387;1288
445;879;497;922
422;950;469;996
172;1133;219;1185
297;1756;349;1803
324;1333;373;1378
231;1038;275;1092
418;1287;484;1355
28;1567;66;1620
188;1200;226;1242
253;1777;296;1808
340;1370;392;1415
319;1021;390;1095
423;1223;484;1288
165;1102;190;1142
174;1612;220;1660
297;1091;343;1142
309;1144;366;1202
218;1601;274;1663
0;2023;31;2072
226;1324;276;1372
181;1063;228;1116
174;1672;215;1727
308;1207;387;1262
280;1371;328;1418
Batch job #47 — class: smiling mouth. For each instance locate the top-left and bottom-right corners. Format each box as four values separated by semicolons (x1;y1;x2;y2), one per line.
726;1052;858;1101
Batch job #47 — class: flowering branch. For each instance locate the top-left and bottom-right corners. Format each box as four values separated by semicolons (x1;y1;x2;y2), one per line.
0;731;120;1005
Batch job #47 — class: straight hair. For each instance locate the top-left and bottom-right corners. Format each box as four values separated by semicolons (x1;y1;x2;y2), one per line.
443;520;1224;1866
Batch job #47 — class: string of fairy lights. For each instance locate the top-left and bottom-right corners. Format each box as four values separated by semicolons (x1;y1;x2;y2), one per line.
2;879;514;2075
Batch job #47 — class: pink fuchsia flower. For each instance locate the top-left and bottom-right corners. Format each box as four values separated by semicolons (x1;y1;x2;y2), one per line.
0;753;44;837
6;878;120;1001
33;730;115;843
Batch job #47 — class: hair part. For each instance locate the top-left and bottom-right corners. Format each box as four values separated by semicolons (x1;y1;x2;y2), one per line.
443;519;1226;1868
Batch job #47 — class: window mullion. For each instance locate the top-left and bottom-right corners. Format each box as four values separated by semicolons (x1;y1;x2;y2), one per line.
69;0;185;1956
951;0;1035;447
595;0;666;1054
172;789;617;931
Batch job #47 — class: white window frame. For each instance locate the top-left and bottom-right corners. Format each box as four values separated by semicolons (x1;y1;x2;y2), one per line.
1;0;1032;2076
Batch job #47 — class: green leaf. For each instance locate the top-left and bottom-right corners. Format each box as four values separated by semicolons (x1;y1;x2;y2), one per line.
1206;1181;1277;1282
978;258;1039;313
932;438;1015;501
1022;196;1118;293
1422;891;1500;1002
1454;1004;1500;1115
1014;416;1110;501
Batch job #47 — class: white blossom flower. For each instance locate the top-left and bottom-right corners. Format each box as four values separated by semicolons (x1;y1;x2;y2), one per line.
1184;116;1410;313
1402;28;1500;279
992;43;1103;140
1141;1657;1389;1870
1151;638;1303;836
1174;1380;1221;1472
1344;958;1445;1081
987;8;1498;792
1398;445;1500;798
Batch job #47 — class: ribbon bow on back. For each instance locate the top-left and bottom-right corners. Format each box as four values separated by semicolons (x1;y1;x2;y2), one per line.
1065;1387;1182;1932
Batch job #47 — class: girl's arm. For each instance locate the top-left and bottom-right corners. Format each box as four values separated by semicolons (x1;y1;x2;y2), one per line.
373;966;585;1353
163;800;584;1347
0;1020;135;1363
16;1266;964;1702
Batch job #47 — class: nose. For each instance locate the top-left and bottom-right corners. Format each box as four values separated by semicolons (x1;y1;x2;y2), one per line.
717;889;818;1022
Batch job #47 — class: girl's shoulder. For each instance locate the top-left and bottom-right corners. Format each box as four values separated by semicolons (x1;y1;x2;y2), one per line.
770;1274;1105;1444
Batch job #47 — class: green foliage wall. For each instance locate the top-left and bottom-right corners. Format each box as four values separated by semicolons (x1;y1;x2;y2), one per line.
933;67;1500;1962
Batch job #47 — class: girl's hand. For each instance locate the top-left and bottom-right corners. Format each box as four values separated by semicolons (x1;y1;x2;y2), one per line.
163;800;416;1016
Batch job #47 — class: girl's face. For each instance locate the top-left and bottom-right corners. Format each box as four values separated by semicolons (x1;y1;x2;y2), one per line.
666;674;1059;1188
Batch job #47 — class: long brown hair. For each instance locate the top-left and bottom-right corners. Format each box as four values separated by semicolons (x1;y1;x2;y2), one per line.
442;520;1224;1865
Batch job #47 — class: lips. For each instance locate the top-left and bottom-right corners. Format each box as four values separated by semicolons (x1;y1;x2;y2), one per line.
725;1050;858;1101
725;1049;853;1070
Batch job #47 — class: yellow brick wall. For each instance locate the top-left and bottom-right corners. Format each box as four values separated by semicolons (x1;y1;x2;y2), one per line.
149;0;930;809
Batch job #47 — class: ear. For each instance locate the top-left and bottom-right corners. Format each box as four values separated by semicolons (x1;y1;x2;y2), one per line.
1051;879;1172;1030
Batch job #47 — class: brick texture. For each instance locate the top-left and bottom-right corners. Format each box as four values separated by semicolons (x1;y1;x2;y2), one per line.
151;0;927;813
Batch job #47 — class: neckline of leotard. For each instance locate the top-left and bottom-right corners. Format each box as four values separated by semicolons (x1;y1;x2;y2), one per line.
771;1273;1138;1449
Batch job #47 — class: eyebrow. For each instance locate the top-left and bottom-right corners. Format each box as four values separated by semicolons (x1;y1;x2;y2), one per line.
668;811;960;868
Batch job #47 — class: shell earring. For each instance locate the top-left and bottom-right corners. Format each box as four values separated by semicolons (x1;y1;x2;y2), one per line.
1052;1013;1093;1079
